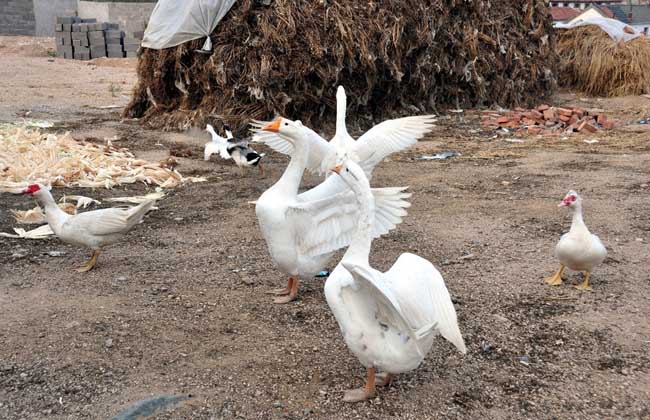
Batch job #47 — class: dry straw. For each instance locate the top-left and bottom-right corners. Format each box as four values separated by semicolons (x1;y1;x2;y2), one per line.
125;0;557;132
557;26;650;96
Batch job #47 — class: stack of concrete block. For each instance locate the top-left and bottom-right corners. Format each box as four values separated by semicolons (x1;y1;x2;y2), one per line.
54;16;80;59
55;16;141;60
123;31;143;58
105;29;125;58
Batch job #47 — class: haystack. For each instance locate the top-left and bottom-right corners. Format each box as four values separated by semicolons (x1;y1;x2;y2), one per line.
557;26;650;96
125;0;557;132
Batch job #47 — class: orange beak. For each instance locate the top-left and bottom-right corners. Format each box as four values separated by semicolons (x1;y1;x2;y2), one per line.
331;163;342;174
262;118;282;132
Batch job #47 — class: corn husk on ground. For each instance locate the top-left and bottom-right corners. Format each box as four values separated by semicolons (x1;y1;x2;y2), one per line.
0;125;205;192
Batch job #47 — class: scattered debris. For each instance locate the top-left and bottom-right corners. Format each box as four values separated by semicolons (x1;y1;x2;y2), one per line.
159;156;179;171
112;395;189;420
46;250;66;257
583;139;599;144
418;152;461;161
169;145;192;158
104;188;166;204
315;270;330;278
12;203;76;224
519;355;531;366
481;340;493;354
0;225;54;239
60;195;101;209
0;125;203;191
481;105;619;136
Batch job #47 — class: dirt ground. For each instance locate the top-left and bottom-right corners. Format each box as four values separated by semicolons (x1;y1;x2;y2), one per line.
1;36;650;420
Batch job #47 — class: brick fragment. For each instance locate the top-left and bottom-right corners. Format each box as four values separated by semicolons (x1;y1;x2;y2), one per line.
537;104;550;111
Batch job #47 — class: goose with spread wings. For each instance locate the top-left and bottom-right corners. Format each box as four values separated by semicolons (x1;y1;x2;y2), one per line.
251;85;436;178
255;117;426;304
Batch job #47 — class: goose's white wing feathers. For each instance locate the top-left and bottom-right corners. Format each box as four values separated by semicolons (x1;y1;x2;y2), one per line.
289;185;411;257
351;115;436;174
341;262;429;354
384;253;467;354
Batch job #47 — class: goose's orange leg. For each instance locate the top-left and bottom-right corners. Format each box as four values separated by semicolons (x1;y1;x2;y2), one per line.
273;277;299;304
343;367;376;403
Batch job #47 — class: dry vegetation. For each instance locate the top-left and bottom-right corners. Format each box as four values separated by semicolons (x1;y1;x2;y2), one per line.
124;0;557;131
557;26;650;97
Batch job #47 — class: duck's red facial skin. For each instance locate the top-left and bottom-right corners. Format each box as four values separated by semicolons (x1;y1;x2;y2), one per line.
559;195;577;207
22;184;41;195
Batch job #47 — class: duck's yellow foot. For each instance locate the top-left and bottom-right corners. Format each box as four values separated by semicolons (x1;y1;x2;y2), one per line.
272;277;298;304
343;367;376;403
574;272;593;292
544;265;565;286
75;250;100;273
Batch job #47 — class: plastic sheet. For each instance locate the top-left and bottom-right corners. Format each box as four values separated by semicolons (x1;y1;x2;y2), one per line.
142;0;236;50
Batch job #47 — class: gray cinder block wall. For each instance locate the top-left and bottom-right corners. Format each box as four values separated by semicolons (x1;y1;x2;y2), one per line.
34;0;77;36
0;0;36;35
78;1;156;36
0;0;156;37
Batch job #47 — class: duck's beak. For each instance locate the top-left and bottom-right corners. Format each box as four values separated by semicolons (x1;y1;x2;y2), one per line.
331;163;342;174
558;199;569;207
262;118;282;132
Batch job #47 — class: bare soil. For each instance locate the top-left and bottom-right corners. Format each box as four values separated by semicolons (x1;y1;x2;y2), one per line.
1;36;650;420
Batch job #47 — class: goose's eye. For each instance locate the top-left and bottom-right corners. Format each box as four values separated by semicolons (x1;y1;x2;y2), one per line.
284;123;288;126
346;168;349;172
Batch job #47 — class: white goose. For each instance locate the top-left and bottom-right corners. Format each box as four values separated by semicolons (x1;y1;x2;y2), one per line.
545;190;607;291
22;184;155;272
252;85;436;178
255;118;416;304
326;160;467;402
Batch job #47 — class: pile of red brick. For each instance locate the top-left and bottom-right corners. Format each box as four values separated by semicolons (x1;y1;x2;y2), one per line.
481;105;616;135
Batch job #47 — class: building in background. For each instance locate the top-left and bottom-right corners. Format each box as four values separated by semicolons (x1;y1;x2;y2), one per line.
549;1;623;10
609;4;650;33
0;0;156;37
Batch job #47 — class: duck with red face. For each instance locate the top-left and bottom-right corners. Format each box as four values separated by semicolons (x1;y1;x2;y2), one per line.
21;183;155;272
545;190;607;291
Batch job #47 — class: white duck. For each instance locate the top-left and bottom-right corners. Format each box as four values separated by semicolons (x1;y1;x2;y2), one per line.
545;190;607;291
205;124;265;174
21;184;155;272
252;85;436;177
255;118;416;304
326;159;466;402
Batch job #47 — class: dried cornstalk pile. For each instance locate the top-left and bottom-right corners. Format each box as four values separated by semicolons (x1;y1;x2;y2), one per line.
557;26;650;96
125;0;557;132
0;126;203;192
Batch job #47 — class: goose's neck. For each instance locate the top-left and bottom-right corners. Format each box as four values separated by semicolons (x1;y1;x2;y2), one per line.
270;136;308;197
342;184;374;265
336;92;348;138
569;205;589;235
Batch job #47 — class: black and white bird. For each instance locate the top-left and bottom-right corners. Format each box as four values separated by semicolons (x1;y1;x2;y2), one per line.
205;124;265;175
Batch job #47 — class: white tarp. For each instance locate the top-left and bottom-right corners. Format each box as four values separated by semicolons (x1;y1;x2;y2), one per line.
142;0;236;50
555;17;641;42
